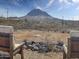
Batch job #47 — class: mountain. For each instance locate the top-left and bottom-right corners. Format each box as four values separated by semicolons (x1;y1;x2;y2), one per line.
27;9;51;17
1;9;79;31
21;9;60;22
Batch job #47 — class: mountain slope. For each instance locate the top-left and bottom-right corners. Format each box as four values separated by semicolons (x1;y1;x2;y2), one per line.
21;9;60;22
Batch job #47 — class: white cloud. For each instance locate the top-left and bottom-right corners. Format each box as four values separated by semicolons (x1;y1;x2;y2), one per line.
59;0;71;5
76;6;79;10
10;0;23;6
72;0;79;4
72;0;79;10
57;7;63;11
36;6;42;10
58;0;79;13
47;0;54;7
44;0;54;10
65;16;79;20
73;16;79;20
58;0;72;11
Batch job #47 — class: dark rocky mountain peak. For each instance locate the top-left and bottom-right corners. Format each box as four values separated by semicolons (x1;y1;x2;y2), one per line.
27;9;51;17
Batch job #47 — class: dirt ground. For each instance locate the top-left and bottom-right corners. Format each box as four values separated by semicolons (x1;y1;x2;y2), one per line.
14;29;69;59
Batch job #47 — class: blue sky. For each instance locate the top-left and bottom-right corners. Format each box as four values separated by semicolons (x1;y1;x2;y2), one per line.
0;0;79;20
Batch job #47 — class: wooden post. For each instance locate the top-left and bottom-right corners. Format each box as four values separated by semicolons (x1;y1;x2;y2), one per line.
67;38;71;59
20;47;24;59
63;51;66;59
10;34;13;59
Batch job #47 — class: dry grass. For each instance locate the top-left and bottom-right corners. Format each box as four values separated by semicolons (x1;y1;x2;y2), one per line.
14;29;69;59
14;30;69;44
